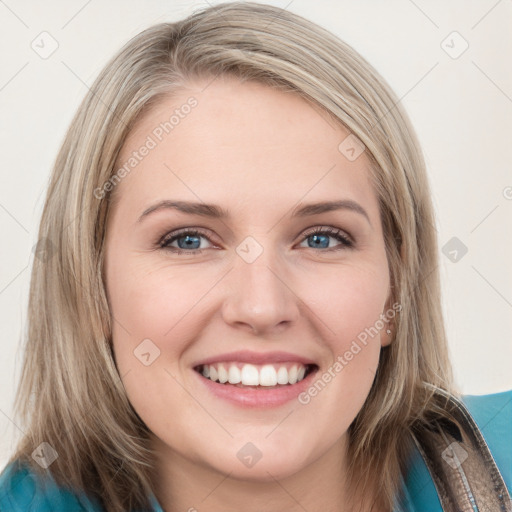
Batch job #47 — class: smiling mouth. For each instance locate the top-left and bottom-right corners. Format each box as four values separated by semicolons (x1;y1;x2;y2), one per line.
194;362;318;388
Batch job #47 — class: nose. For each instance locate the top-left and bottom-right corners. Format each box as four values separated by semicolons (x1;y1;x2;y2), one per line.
221;244;300;335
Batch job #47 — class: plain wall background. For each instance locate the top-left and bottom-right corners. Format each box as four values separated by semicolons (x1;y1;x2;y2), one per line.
1;0;511;468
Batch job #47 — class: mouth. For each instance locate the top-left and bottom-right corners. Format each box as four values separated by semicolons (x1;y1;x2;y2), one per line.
193;362;319;389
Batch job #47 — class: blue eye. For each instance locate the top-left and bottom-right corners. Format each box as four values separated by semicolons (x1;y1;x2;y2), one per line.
159;229;211;254
159;226;353;255
300;227;353;250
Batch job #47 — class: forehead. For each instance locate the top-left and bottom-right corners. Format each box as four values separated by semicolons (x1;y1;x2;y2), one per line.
112;76;377;221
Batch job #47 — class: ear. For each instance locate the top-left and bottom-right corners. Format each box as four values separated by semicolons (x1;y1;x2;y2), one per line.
381;238;402;347
380;291;398;348
381;324;393;347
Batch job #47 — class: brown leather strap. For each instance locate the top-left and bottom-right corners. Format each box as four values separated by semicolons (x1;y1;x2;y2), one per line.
411;384;511;512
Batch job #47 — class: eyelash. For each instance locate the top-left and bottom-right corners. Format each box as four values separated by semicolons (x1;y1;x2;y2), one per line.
158;226;354;255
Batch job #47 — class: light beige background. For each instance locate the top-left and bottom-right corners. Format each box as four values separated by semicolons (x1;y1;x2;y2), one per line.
1;0;511;468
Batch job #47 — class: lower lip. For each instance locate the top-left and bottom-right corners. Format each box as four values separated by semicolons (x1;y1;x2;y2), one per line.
193;367;318;408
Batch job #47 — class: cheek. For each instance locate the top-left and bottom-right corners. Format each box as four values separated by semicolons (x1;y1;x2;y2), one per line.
107;260;203;427
300;260;389;345
108;257;203;344
107;256;223;415
296;262;388;399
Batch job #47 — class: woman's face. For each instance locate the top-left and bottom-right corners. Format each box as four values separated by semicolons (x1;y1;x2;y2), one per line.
104;75;393;482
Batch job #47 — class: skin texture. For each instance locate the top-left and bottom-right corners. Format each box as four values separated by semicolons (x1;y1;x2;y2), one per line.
104;75;393;512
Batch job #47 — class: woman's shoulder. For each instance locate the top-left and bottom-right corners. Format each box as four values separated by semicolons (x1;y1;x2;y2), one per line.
0;458;102;511
400;388;512;512
0;457;164;512
461;388;512;478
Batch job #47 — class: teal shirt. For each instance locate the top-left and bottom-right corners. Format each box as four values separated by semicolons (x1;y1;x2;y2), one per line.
1;390;511;511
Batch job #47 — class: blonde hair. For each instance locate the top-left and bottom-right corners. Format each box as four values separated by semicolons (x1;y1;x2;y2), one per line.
7;2;458;511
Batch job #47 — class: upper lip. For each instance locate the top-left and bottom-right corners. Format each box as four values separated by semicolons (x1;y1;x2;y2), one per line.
192;350;318;368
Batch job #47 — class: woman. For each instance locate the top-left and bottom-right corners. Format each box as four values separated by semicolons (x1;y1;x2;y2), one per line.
0;2;510;511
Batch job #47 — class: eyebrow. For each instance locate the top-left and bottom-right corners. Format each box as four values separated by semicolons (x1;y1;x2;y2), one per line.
137;199;372;226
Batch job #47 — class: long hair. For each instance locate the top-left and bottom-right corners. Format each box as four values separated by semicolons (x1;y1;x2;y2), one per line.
6;3;458;511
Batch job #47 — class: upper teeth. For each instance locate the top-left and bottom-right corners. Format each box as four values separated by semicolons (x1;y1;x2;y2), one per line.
200;363;308;386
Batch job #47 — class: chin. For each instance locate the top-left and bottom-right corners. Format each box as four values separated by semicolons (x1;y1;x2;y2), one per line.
200;437;315;482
